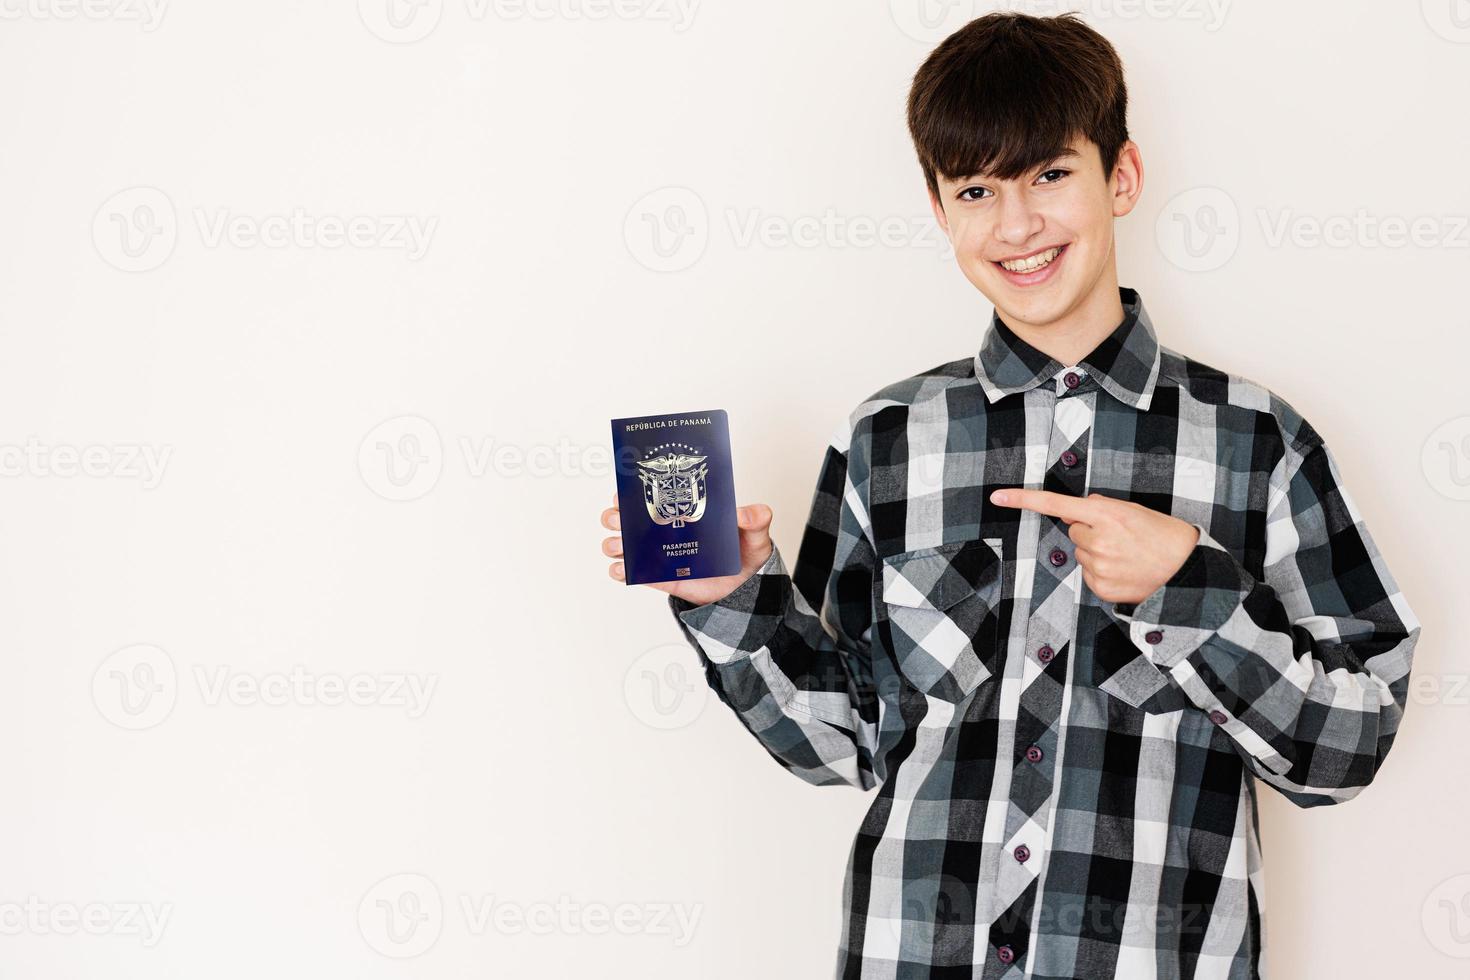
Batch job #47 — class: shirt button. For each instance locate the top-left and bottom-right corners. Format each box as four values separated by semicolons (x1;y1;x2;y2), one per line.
997;945;1016;964
1049;548;1067;567
1145;629;1164;645
1209;709;1229;725
1064;371;1081;389
1037;645;1054;664
1025;745;1043;763
1060;449;1078;467
1013;844;1030;863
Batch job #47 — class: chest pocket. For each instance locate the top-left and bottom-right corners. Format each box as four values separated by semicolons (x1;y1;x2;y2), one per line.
878;536;1005;703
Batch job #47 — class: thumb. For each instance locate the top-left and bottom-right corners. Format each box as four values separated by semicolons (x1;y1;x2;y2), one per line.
737;503;773;538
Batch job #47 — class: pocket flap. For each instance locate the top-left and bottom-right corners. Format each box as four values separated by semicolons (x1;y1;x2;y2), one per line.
881;537;1002;611
1092;617;1187;712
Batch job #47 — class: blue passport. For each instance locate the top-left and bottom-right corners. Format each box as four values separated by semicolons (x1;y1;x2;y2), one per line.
610;409;742;586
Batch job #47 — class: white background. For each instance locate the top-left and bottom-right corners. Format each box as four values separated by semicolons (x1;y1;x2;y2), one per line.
1;1;1466;977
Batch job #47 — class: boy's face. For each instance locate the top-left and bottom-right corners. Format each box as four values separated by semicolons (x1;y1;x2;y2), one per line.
928;137;1142;331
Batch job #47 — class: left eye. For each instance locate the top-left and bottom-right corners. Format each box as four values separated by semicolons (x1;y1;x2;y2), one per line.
1038;169;1069;184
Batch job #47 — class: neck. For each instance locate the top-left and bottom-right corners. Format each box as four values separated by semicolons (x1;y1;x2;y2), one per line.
999;270;1125;368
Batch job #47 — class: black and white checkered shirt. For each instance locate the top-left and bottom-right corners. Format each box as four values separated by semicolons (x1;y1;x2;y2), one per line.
668;286;1420;979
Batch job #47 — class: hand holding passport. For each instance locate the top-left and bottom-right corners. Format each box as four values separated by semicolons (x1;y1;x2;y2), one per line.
602;409;773;605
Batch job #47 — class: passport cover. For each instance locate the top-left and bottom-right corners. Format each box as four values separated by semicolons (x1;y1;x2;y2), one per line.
610;409;742;586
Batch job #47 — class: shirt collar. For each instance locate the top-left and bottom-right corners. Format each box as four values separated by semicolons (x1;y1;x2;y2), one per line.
974;286;1162;411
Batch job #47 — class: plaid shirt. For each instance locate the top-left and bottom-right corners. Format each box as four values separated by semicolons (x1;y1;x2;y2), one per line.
667;286;1420;980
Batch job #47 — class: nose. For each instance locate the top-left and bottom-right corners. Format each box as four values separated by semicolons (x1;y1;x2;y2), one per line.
992;191;1043;252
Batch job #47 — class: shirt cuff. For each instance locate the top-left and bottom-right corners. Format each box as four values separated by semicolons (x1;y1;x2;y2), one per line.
1107;522;1252;669
667;544;787;664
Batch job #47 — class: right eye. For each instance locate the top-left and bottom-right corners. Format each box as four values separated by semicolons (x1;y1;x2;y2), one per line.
957;186;992;202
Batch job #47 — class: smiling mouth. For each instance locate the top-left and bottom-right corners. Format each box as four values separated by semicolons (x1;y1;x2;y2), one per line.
994;244;1067;273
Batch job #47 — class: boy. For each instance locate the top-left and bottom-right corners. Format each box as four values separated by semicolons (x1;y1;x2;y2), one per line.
600;12;1419;979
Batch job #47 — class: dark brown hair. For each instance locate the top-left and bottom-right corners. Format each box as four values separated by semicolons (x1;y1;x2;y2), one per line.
906;12;1129;201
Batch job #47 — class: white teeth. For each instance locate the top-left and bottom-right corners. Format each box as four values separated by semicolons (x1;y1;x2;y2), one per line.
1000;246;1062;273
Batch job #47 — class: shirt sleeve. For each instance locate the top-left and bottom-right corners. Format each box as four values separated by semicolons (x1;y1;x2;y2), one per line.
666;419;880;790
1109;432;1421;807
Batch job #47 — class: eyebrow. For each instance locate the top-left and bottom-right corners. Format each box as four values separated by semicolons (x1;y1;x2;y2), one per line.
961;149;1082;182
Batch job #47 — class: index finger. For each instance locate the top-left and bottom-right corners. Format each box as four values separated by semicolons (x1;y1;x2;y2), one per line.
989;488;1098;525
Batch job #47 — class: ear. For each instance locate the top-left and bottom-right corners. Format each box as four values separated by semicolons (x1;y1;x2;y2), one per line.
1110;140;1145;219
